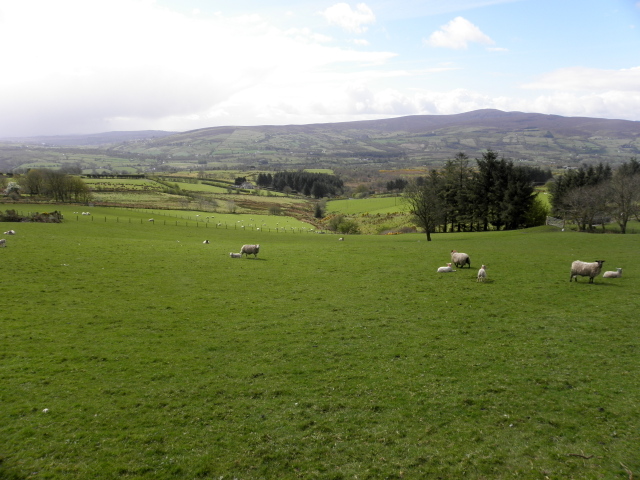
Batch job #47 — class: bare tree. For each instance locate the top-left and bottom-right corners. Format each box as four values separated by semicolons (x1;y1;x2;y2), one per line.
563;184;608;232
607;168;640;234
402;173;443;241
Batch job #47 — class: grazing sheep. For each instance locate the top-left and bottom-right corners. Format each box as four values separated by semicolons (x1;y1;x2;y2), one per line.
203;240;210;244
0;239;5;247
4;230;15;235
451;250;471;268
570;260;605;283
477;265;487;282
240;244;260;258
338;237;344;241
437;263;456;273
603;268;622;278
148;218;154;222
229;252;242;258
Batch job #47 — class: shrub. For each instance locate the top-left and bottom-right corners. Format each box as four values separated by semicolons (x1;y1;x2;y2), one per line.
336;219;360;234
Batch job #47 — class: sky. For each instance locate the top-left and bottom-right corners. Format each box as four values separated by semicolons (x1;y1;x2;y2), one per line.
1;0;639;137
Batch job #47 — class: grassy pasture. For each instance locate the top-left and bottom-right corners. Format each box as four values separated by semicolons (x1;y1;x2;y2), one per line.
327;196;407;216
50;206;314;232
1;215;639;479
83;178;160;190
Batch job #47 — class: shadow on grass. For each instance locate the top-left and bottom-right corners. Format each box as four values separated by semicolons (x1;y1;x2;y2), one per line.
0;459;27;480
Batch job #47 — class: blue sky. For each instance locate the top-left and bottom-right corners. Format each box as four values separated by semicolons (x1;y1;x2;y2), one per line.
1;0;638;136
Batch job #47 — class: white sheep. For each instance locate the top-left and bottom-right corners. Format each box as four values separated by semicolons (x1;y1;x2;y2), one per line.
240;244;260;258
229;252;242;258
570;260;605;283
451;250;471;268
338;237;344;241
477;265;487;282
4;230;15;235
148;218;154;222
603;268;622;278
203;240;210;244
437;263;456;273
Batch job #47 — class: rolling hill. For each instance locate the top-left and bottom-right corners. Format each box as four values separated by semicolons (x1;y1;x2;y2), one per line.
1;109;639;172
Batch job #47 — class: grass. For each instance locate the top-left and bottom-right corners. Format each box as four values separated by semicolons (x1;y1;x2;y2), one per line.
1;214;639;479
327;196;407;216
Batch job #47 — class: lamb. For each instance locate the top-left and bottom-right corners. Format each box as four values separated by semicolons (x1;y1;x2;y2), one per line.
240;244;260;258
603;268;622;278
451;250;471;268
229;252;242;258
203;240;210;244
477;265;487;282
4;230;15;235
0;239;5;247
570;260;605;283
437;263;456;273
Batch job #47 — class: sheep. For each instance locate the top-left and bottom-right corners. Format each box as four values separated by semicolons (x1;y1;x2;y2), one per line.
203;240;210;244
477;265;487;282
437;263;456;273
148;218;154;222
451;250;471;268
570;260;605;283
4;230;15;235
0;239;5;247
240;244;260;258
338;237;344;241
229;252;242;258
603;267;622;278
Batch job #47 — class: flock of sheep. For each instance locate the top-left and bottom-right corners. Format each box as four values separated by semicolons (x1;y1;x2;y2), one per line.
570;260;622;282
0;229;16;247
228;244;260;258
436;250;487;282
1;225;625;285
437;249;622;284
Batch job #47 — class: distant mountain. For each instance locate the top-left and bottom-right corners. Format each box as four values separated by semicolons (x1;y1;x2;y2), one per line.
123;109;639;167
0;130;176;146
2;110;639;171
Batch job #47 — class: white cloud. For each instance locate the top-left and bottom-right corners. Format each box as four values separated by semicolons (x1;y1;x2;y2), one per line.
285;27;333;44
319;3;376;33
0;0;392;136
1;0;638;137
424;16;495;49
522;66;640;92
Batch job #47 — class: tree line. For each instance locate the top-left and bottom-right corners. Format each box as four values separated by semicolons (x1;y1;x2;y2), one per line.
2;169;92;203
402;151;551;240
549;158;640;233
256;171;344;198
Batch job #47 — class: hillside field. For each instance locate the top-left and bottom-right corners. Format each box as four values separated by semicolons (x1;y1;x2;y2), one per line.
1;211;639;479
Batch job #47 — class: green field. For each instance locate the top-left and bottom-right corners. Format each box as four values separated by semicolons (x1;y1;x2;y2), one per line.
327;196;407;215
1;211;639;479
